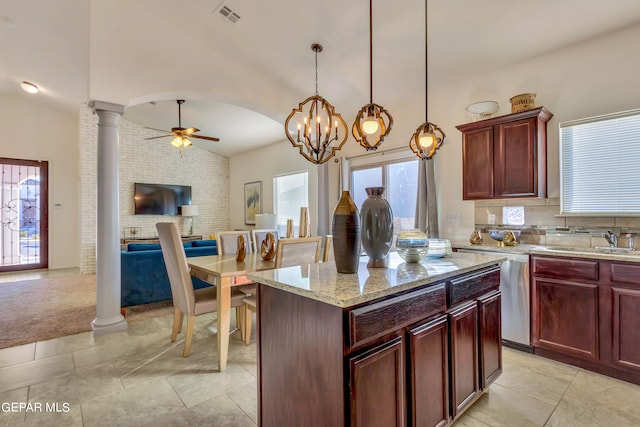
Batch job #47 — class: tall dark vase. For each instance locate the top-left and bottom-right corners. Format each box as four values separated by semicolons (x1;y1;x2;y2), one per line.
332;190;361;274
361;186;394;267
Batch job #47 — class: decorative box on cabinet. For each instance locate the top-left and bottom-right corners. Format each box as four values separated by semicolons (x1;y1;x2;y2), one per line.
457;107;553;200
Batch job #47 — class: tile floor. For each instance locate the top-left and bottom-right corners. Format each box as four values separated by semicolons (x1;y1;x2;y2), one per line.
2;270;640;426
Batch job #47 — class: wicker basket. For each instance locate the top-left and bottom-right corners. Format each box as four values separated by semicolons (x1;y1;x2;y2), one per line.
510;93;536;113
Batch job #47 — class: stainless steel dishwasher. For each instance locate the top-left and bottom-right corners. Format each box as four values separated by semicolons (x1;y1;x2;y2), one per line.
457;248;531;351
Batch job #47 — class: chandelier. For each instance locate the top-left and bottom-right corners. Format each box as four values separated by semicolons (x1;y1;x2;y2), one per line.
409;0;446;160
285;44;348;164
352;0;393;151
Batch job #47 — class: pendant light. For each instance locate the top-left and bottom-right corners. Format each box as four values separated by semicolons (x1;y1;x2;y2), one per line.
352;0;393;151
285;44;349;164
409;0;446;160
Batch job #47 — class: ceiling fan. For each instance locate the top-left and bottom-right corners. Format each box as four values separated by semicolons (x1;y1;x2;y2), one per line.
144;99;220;149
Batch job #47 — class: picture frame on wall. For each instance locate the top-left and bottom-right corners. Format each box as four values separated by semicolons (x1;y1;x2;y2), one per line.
244;181;262;225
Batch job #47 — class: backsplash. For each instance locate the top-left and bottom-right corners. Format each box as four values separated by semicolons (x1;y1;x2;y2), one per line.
474;198;640;250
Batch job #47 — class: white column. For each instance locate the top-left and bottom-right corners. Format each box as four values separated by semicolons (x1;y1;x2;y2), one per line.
90;101;128;335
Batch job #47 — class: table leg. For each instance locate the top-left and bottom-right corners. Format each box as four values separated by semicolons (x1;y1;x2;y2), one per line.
217;276;232;372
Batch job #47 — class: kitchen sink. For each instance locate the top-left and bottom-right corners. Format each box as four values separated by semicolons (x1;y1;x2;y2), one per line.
543;246;596;253
543;246;636;254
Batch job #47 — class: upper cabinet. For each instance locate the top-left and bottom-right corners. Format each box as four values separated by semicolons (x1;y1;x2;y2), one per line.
457;107;553;200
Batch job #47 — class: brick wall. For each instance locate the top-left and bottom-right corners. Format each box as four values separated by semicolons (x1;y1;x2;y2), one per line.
79;103;229;273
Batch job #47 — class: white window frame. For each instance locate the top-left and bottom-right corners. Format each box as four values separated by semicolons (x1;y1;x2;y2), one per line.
560;108;640;216
273;171;309;236
349;149;418;230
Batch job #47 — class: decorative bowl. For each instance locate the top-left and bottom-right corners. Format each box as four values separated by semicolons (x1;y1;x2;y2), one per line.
396;229;429;263
465;101;499;121
488;229;521;243
425;239;452;258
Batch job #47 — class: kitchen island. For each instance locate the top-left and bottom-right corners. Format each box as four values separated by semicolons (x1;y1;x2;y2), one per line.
248;251;505;427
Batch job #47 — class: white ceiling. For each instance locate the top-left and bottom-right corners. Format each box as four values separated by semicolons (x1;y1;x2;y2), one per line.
2;0;640;157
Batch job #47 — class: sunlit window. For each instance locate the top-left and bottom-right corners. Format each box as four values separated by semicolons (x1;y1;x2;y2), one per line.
351;157;418;233
560;109;640;215
274;171;309;236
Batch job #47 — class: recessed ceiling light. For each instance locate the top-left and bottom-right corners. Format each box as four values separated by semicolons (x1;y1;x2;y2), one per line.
20;81;39;94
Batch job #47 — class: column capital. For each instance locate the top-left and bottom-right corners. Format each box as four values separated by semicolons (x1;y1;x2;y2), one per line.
89;100;125;115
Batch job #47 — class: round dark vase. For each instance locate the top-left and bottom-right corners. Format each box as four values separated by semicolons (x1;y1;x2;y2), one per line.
361;187;394;268
332;190;361;274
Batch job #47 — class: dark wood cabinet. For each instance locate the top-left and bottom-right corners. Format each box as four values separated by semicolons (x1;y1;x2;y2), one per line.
408;315;449;427
478;290;502;388
531;255;640;385
349;337;405;427
257;264;502;427
532;276;599;361
457;107;552;200
449;302;479;419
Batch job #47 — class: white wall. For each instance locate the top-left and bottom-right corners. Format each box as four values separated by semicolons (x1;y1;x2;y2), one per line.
0;94;79;269
229;140;320;232
429;23;640;242
245;23;640;244
79;104;230;273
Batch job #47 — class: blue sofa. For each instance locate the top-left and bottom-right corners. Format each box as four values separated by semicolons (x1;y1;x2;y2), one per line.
120;240;217;308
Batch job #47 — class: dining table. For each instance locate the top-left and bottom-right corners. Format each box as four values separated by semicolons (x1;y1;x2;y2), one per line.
188;252;276;371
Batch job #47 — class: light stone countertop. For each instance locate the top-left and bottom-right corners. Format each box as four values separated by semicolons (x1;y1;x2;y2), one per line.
247;251;505;308
451;241;640;263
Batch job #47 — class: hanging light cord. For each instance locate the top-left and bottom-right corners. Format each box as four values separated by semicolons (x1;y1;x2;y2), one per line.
315;48;319;96
369;0;373;104
424;0;428;122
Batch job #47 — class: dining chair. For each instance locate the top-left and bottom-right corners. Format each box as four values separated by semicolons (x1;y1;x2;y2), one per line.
323;235;334;262
251;229;280;254
216;230;252;257
157;222;246;357
241;236;323;345
275;236;322;268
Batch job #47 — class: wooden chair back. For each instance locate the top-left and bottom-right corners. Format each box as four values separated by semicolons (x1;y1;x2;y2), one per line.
275;236;322;268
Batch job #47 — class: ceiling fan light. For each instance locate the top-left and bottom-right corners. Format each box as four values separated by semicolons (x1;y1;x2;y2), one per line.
20;81;39;94
183;137;192;147
171;136;182;147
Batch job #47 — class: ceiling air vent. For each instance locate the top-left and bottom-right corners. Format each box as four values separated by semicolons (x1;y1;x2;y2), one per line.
215;4;241;24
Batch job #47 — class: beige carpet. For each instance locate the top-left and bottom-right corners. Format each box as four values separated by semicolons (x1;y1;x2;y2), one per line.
0;274;174;349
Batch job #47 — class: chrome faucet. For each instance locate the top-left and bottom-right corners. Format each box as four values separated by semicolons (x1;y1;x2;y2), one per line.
604;230;618;248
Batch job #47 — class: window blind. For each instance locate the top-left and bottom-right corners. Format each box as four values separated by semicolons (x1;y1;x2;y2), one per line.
560;109;640;215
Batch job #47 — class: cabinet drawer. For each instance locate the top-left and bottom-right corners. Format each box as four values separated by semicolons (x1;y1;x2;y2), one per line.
348;284;446;350
606;262;640;286
532;256;598;282
448;266;500;307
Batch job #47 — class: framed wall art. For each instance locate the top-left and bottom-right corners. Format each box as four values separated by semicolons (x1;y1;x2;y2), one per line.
244;181;262;225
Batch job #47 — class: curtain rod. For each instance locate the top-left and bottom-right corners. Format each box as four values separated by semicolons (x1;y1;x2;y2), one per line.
345;146;410;161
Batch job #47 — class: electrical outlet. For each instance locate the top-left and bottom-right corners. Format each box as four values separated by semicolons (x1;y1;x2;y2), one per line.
445;213;462;223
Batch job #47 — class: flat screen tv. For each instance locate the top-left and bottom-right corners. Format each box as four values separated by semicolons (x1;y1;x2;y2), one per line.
134;183;192;215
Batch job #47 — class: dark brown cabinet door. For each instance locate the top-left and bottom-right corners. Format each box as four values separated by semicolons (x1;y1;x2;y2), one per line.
408;315;449;427
449;302;479;419
610;286;640;372
349;337;405;427
532;277;599;361
462;127;494;199
457;107;551;200
495;118;537;197
478;291;502;389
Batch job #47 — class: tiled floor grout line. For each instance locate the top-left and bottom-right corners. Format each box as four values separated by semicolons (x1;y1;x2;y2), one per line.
119;339;185;379
541;366;581;426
